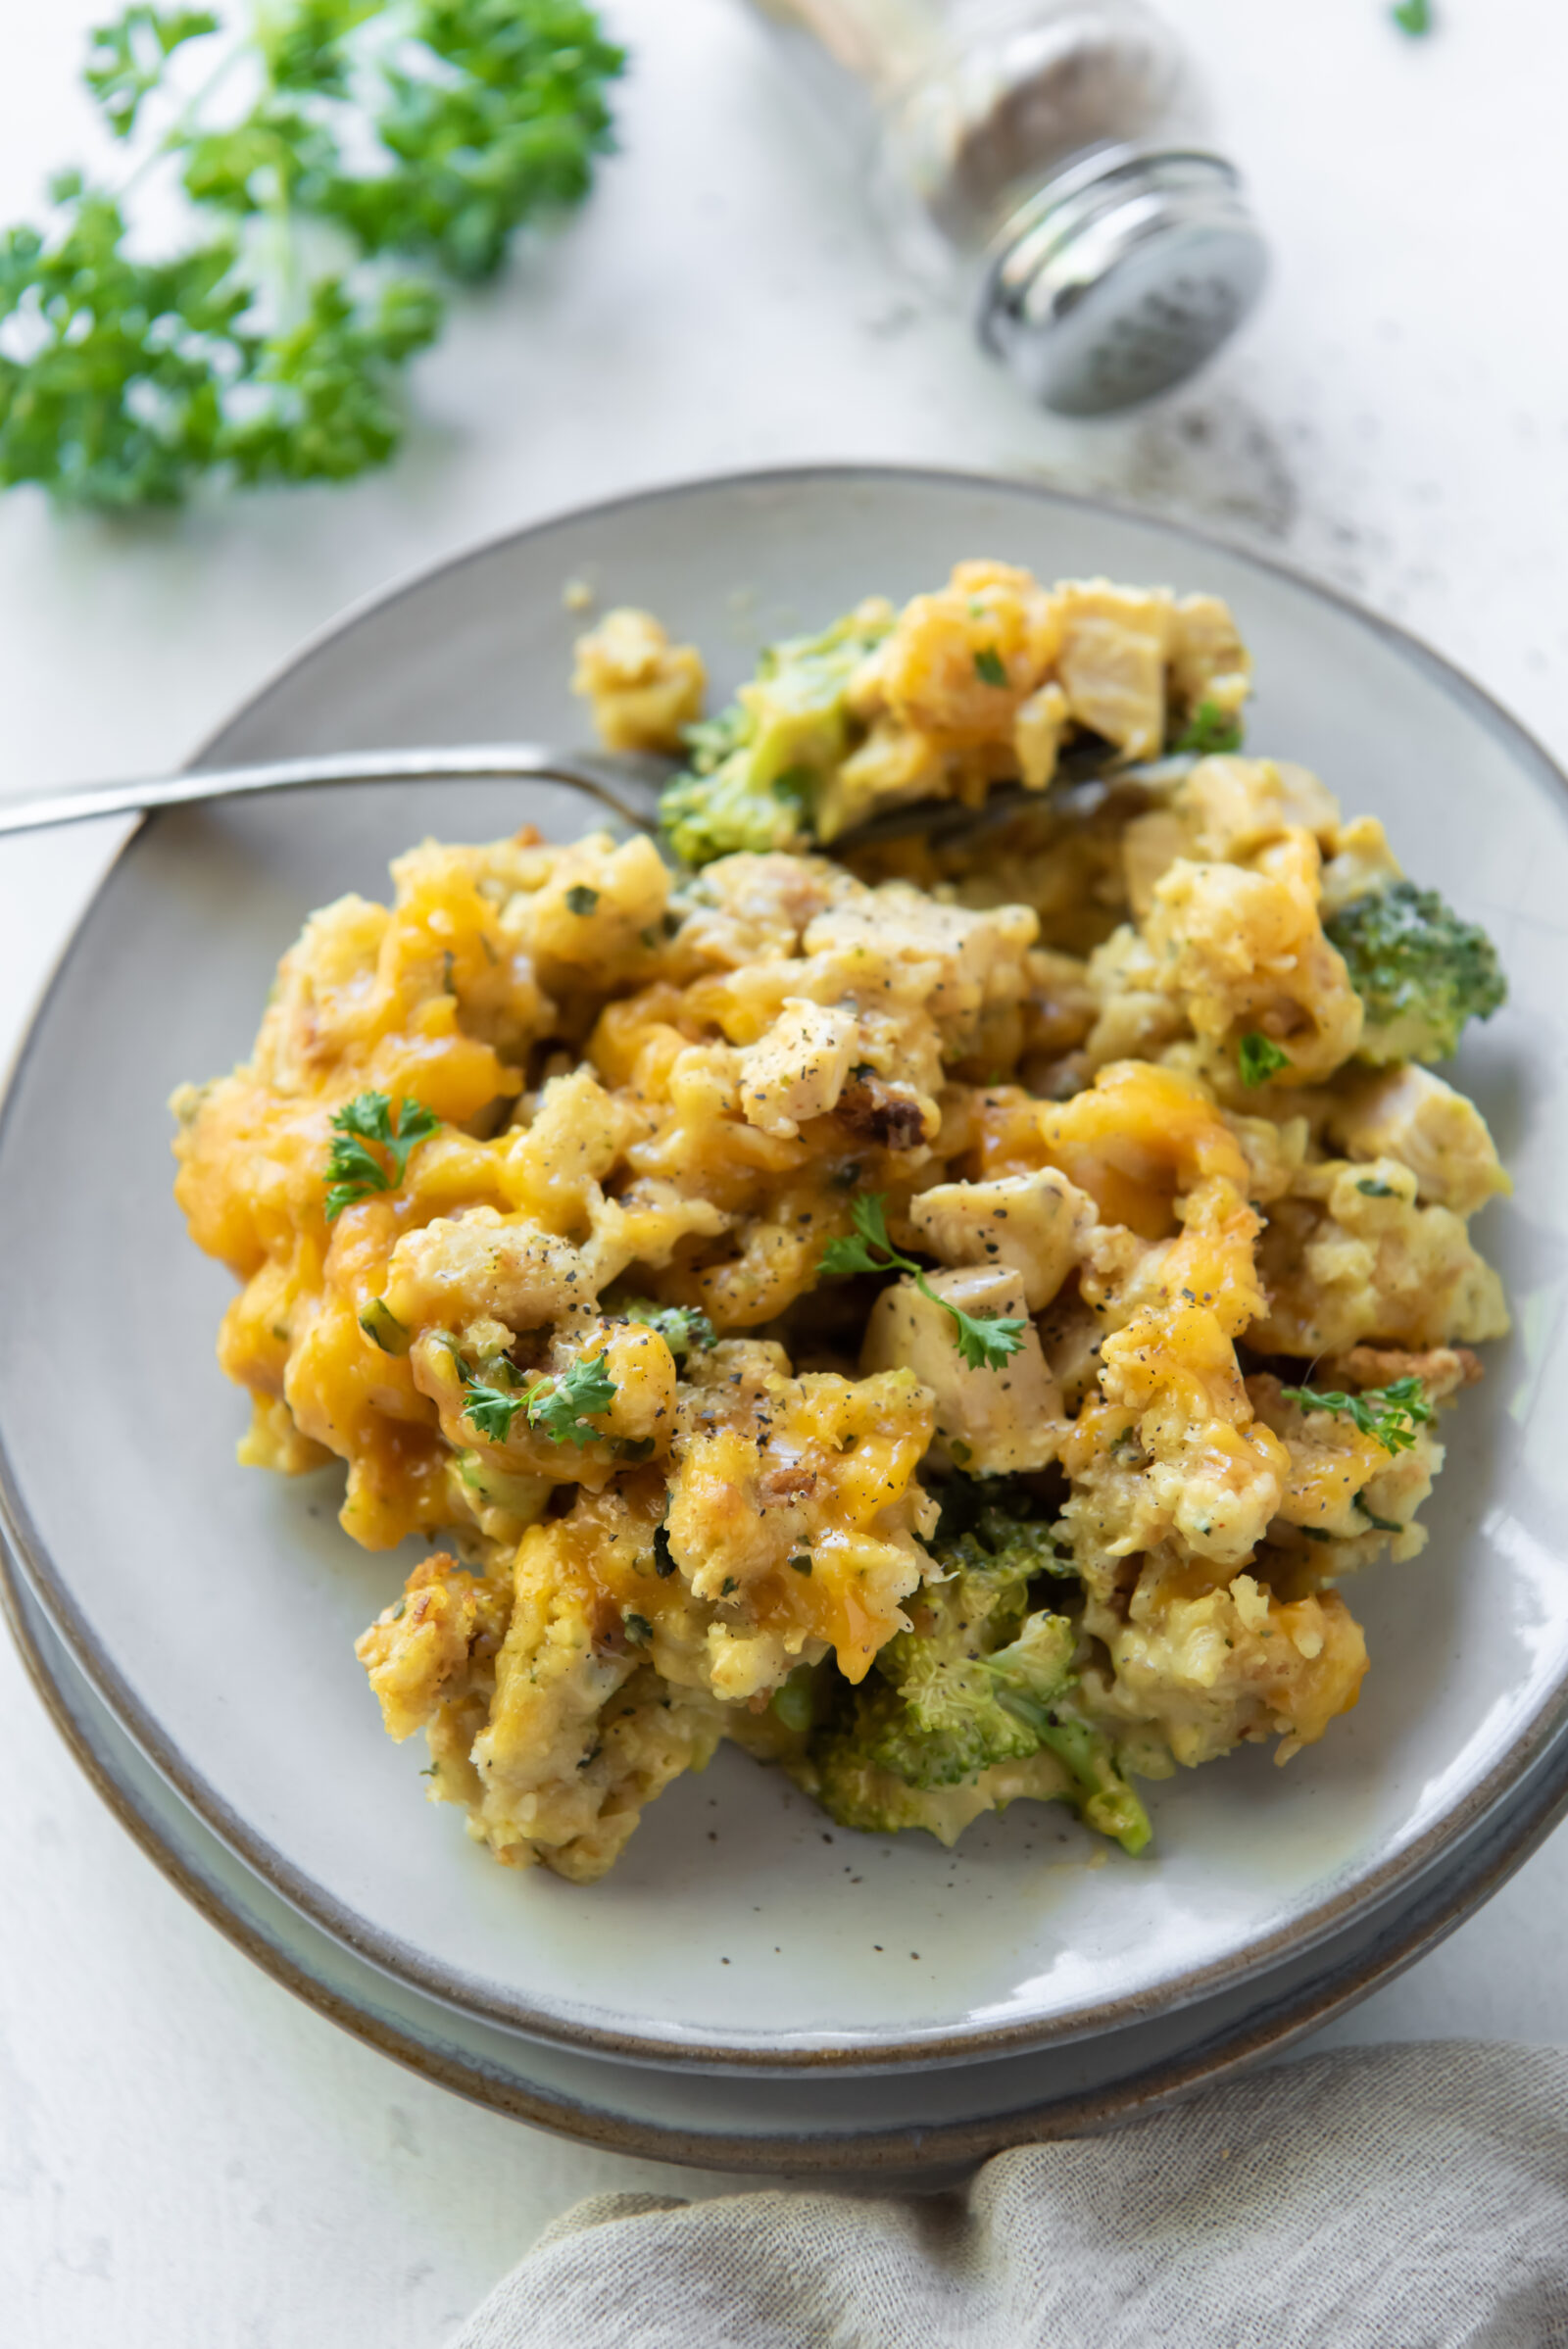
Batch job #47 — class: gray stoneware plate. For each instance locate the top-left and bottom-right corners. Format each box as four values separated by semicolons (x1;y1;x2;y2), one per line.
9;1540;1568;2169
0;467;1563;2075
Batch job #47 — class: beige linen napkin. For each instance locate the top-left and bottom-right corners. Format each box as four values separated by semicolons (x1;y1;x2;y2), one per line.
449;2043;1568;2347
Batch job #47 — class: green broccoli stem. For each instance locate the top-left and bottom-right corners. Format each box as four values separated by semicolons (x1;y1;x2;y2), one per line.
1037;1716;1152;1856
993;1684;1151;1855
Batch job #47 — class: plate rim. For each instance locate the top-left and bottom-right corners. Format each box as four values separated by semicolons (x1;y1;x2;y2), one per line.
9;1527;1568;2174
3;460;1565;2072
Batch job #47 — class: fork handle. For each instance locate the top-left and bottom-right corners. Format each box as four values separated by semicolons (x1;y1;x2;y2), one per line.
0;744;664;841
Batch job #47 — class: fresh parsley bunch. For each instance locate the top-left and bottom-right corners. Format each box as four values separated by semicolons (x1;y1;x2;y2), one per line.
0;1;624;508
819;1193;1027;1373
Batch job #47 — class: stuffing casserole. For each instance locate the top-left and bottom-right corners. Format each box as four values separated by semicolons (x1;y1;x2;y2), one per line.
172;560;1510;1882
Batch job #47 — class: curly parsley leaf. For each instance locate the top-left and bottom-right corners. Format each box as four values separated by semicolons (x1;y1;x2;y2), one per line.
1280;1375;1434;1456
527;1351;617;1444
818;1193;1026;1370
458;1346;617;1446
818;1190;896;1278
946;1297;1029;1372
323;1089;439;1217
1238;1032;1292;1088
461;1376;525;1442
85;7;221;140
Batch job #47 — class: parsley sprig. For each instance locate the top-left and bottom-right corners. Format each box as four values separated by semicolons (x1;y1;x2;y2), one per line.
324;1089;439;1218
461;1350;616;1446
0;1;623;509
1280;1376;1434;1456
819;1194;1027;1372
1238;1032;1292;1087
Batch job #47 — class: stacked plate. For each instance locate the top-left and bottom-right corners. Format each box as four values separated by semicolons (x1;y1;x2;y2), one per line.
5;468;1567;2168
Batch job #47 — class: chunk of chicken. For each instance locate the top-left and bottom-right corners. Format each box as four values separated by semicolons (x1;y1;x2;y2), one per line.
738;999;858;1139
1327;1063;1511;1218
1055;582;1172;759
909;1167;1099;1311
861;1264;1063;1475
1168;593;1252;723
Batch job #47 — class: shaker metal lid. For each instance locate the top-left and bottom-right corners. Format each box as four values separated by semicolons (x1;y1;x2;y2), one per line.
977;146;1267;415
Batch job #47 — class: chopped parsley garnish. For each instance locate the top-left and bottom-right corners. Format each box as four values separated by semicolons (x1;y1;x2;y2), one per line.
1392;0;1431;31
324;1091;439;1218
1238;1032;1292;1088
973;646;1008;688
623;1611;652;1645
460;1350;617;1446
525;1352;618;1444
459;1373;526;1444
789;1553;812;1576
1280;1376;1434;1456
564;884;600;915
1356;1498;1404;1533
1173;698;1245;756
653;1523;676;1577
358;1297;411;1355
819;1193;1026;1372
1356;1178;1396;1198
614;1298;717;1359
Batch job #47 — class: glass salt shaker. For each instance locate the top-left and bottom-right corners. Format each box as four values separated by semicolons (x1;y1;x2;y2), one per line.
745;0;1268;416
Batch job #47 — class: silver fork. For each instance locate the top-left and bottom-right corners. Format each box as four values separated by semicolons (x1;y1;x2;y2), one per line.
0;744;671;842
0;740;1190;848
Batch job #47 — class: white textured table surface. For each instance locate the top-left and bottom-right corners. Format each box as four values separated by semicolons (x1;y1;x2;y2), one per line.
3;2;1566;2340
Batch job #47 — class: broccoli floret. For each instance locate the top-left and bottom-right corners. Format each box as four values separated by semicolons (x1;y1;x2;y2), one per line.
808;1503;1071;1795
659;758;809;868
1325;880;1506;1063
805;1745;995;1840
932;1472;1080;1581
799;1480;1147;1853
659;607;892;867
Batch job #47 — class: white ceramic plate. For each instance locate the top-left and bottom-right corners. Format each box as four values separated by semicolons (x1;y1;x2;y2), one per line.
2;467;1565;2074
10;1537;1568;2170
